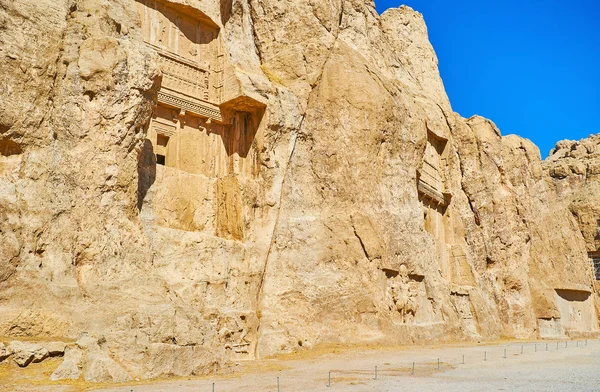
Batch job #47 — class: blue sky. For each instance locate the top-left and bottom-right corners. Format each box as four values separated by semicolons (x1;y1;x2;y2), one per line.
375;0;600;158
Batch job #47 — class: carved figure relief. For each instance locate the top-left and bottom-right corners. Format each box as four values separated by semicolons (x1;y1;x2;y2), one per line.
386;274;418;324
219;315;253;360
450;245;476;286
554;289;597;333
383;267;439;325
450;293;479;336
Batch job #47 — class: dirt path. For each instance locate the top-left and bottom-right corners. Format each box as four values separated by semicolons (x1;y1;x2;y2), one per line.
3;340;599;391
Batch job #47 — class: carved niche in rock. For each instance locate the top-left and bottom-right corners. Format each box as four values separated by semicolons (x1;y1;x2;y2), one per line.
418;131;454;280
553;289;598;334
0;139;23;174
136;0;266;243
382;266;441;326
450;291;479;337
418;131;451;208
450;245;475;286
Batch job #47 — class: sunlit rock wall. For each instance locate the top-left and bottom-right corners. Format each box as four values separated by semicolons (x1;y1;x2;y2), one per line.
0;0;597;382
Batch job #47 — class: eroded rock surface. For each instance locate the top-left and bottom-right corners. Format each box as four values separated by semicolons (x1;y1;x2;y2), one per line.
7;341;49;367
544;135;600;322
545;136;600;253
51;346;83;381
0;0;598;383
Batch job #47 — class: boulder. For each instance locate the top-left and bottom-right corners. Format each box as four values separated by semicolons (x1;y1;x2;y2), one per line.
0;342;10;362
7;341;48;367
76;334;99;350
82;350;132;383
44;341;67;357
50;346;83;381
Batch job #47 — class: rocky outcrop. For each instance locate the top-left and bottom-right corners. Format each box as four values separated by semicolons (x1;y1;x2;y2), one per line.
544;135;600;327
8;341;49;367
545;136;600;252
0;0;598;383
51;346;83;381
0;340;67;367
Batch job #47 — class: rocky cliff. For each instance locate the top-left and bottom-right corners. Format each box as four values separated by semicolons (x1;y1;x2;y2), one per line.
544;135;600;318
545;136;600;254
0;0;598;383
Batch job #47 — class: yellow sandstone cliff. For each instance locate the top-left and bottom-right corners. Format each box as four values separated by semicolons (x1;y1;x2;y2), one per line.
0;0;597;382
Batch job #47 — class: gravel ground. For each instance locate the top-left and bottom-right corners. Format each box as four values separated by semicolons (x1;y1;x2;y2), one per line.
93;339;600;392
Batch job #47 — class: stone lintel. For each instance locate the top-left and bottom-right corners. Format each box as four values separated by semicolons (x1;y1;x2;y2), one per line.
220;94;267;113
450;285;471;296
157;91;223;122
417;178;452;207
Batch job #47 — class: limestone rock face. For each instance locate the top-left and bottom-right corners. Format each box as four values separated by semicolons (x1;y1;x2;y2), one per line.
545;136;600;252
0;0;598;382
544;135;600;324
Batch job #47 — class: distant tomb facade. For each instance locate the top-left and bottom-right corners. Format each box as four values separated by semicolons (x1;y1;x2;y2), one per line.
418;131;453;280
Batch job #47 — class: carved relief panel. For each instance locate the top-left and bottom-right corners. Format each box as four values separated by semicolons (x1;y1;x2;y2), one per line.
136;0;223;117
422;138;443;192
418;132;450;206
418;131;454;281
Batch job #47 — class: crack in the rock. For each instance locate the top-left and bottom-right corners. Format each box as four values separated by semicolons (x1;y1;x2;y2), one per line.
253;114;303;358
246;0;264;64
353;224;371;261
253;0;346;359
